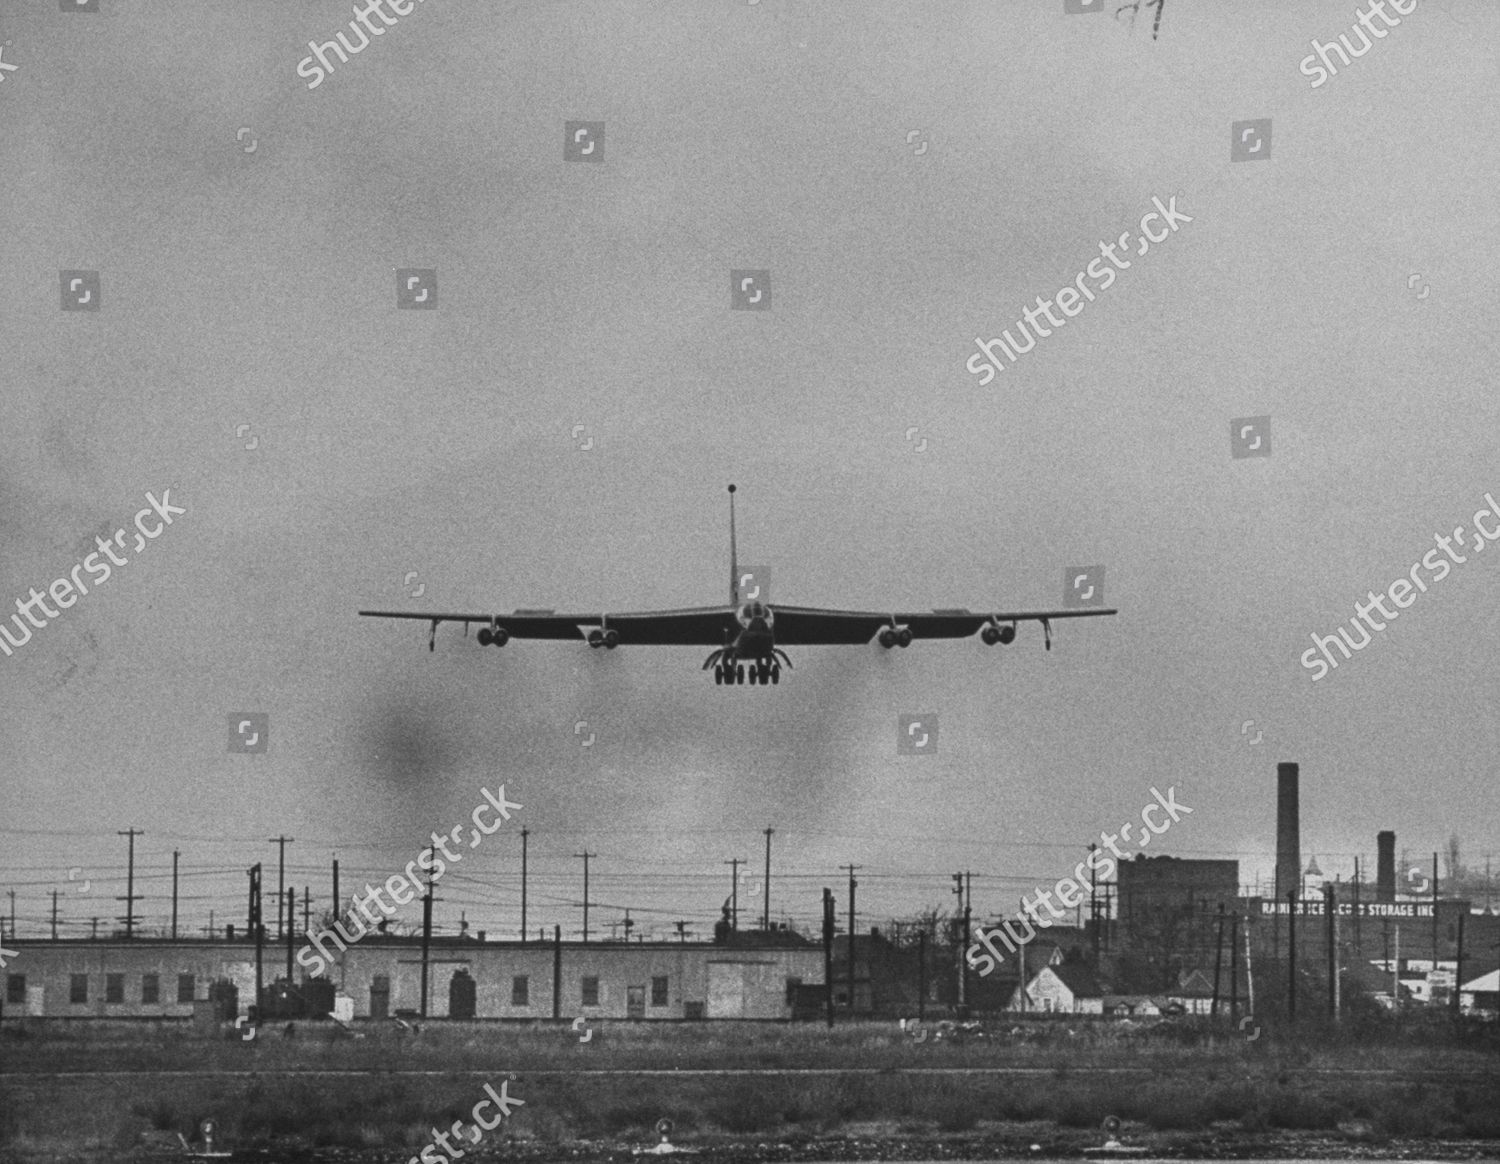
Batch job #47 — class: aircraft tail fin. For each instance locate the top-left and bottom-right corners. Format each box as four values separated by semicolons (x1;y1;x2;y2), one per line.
728;484;738;605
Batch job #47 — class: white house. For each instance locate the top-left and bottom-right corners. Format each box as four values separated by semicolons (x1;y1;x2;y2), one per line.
1009;963;1104;1014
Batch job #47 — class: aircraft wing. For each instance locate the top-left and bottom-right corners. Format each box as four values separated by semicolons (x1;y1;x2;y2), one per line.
769;605;1118;645
605;606;739;645
360;604;1116;648
358;610;591;639
358;606;740;645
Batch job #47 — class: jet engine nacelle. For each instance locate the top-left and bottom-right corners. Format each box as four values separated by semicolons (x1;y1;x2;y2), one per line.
478;626;510;647
879;626;913;649
981;622;1016;646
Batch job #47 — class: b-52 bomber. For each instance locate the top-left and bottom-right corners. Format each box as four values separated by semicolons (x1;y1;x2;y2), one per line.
359;486;1116;686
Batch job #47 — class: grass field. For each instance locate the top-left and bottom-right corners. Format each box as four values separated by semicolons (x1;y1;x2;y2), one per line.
3;1016;1500;1162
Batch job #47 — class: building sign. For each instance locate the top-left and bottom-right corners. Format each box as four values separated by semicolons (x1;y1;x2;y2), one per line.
1258;900;1433;918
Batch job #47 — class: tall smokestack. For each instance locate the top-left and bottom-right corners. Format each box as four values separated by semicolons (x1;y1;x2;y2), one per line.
1376;831;1396;903
1275;762;1300;901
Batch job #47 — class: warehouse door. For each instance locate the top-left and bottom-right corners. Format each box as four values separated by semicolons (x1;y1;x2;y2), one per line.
626;986;645;1018
370;975;389;1019
397;962;424;1016
449;969;476;1019
707;963;747;1018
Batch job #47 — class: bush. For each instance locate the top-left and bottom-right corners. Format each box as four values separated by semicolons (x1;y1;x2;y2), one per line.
1263;1090;1344;1131
709;1081;779;1134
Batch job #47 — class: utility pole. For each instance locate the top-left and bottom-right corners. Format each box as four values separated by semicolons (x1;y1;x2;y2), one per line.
917;929;927;1022
1229;911;1240;1021
841;865;860;1016
1432;852;1440;979
5;890;14;941
1287;888;1297;1020
1272;877;1281;966
285;887;295;982
1326;882;1338;1020
1087;844;1103;950
1211;903;1225;1018
964;871;972;1014
520;827;529;944
118;828;143;939
574;851;595;943
51;889;59;940
952;873;966;1010
1393;924;1400;1011
420;866;434;1019
1244;912;1255;1016
268;836;294;940
171;850;180;941
763;828;774;929
303;886;311;938
822;887;835;1028
1452;910;1465;1016
725;858;745;930
249;864;263;1020
675;920;688;944
1353;857;1361;954
552;925;561;1020
332;856;340;928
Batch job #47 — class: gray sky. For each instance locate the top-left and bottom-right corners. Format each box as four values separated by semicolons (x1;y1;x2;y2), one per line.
3;0;1498;942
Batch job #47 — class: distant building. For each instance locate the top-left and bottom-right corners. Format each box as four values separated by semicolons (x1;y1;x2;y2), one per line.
1;936;823;1022
1166;967;1216;1015
1101;994;1162;1017
1460;969;1500;1017
1010;962;1104;1014
1112;855;1239;992
1117;855;1240;930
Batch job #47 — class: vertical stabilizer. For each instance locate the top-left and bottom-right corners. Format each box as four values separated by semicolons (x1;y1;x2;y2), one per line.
728;484;739;605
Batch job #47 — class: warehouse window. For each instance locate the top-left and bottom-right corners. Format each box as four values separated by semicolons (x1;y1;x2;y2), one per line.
106;974;125;1003
142;974;159;1004
6;975;24;1004
177;973;195;1003
70;974;88;1004
651;976;668;1006
581;976;599;1007
512;976;529;1006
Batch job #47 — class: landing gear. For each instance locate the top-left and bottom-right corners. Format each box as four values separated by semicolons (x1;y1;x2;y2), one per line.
706;651;787;685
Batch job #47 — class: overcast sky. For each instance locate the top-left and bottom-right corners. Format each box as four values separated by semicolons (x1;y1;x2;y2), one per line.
2;0;1498;943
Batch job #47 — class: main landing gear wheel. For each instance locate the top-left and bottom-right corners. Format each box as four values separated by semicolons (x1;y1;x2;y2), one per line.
771;663;780;684
736;664;745;683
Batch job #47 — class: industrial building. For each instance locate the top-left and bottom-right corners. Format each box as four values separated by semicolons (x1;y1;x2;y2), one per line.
1;933;824;1021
